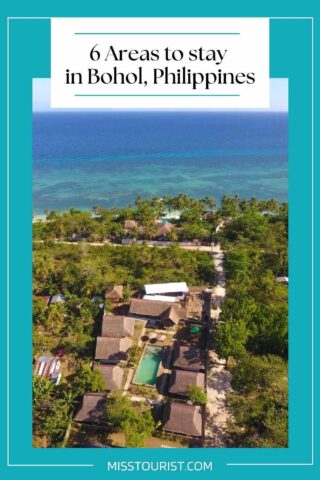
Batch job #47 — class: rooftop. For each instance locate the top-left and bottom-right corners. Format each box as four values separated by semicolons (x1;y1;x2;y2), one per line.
172;343;205;372
162;402;202;437
93;364;124;391
101;315;135;338
73;393;106;424
168;369;205;397
95;337;132;361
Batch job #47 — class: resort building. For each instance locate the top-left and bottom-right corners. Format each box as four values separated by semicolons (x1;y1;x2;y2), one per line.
172;342;205;372
105;285;124;303
93;364;124;391
154;221;175;239
101;314;135;338
74;393;107;424
162;402;203;438
128;298;183;327
168;369;205;397
95;337;132;363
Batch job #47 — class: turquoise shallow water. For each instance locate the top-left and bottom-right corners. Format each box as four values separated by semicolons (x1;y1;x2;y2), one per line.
32;111;288;214
133;345;163;386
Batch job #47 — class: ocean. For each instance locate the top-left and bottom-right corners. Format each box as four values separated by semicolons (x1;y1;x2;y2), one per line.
32;111;288;214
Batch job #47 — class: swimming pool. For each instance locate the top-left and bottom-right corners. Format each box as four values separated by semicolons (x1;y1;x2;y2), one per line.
133;345;163;386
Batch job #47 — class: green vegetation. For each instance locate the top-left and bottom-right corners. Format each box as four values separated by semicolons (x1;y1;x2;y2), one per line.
32;364;104;447
106;392;155;447
187;385;207;405
212;195;288;447
227;355;288;447
33;242;213;297
32;194;288;448
33;194;220;242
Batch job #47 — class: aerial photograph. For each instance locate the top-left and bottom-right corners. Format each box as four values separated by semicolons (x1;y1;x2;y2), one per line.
32;78;288;448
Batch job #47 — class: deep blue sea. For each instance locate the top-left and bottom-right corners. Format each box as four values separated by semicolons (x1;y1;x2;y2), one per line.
32;111;288;214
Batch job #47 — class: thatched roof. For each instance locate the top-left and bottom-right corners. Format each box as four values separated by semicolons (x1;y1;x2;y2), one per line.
155;222;174;237
95;337;132;361
105;285;124;301
162;402;202;437
172;343;205;371
159;306;180;325
124;220;138;230
188;286;206;295
93;364;124;391
73;393;106;424
101;315;134;337
168;369;205;397
129;298;182;320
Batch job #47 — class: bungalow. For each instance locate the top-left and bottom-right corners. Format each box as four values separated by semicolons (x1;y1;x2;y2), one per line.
95;337;132;363
74;393;107;424
168;369;205;397
124;220;145;236
128;298;183;327
105;284;124;303
154;221;175;239
162;402;202;438
172;342;205;372
93;364;124;391
101;315;135;338
124;219;138;232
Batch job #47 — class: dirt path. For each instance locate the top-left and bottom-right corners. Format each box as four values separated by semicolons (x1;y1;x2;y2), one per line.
205;243;232;447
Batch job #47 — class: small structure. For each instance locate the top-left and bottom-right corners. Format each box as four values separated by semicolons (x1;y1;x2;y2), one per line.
93;364;124;391
74;393;106;424
101;315;134;338
124;219;138;231
34;355;62;385
154;222;175;239
144;282;188;297
49;294;65;305
95;337;132;363
276;276;289;284
168;369;205;397
162;402;202;437
105;285;124;303
129;298;183;327
172;342;205;372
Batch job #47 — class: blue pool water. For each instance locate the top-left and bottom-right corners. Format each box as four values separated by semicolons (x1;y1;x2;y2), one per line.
133;345;163;386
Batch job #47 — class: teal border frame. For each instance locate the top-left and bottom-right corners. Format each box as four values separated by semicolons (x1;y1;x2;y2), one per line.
1;6;318;480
